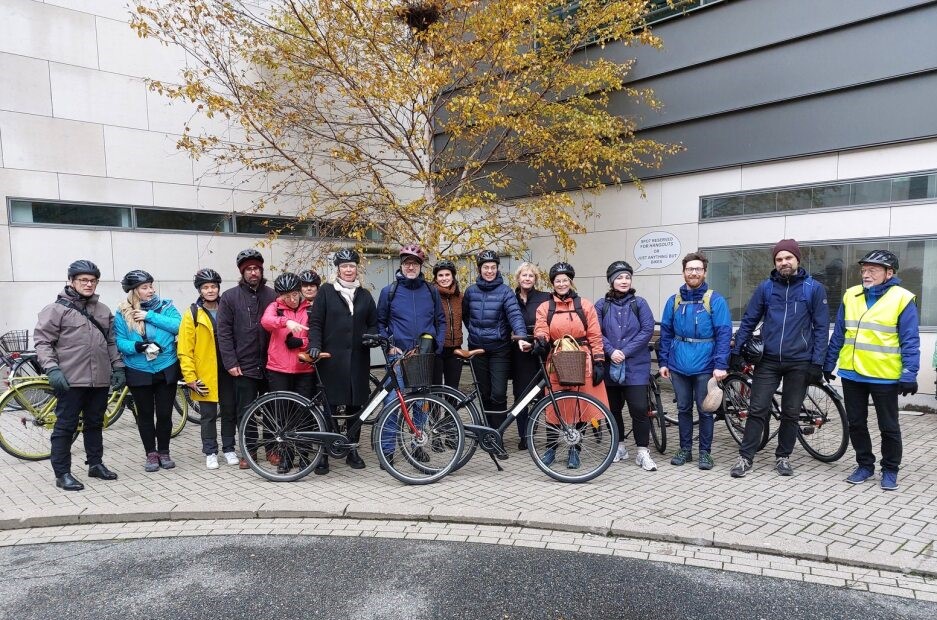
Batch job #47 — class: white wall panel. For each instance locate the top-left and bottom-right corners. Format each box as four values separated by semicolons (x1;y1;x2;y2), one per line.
741;154;838;190
50;63;148;129
58;174;153;206
837;138;937;180
889;202;937;238
784;208;891;242
152;182;197;210
660;167;741;225
0;112;106;176
0;0;98;68
95;16;187;84
0;168;59;204
698;216;786;248
111;231;200;281
0;225;12;280
44;0;132;21
592;179;663;232
10;226;114;281
0;52;51;115
104;126;193;185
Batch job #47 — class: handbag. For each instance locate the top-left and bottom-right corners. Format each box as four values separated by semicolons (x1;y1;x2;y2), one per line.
550;334;586;386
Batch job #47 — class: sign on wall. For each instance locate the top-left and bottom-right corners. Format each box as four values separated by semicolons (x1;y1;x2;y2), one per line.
633;231;681;272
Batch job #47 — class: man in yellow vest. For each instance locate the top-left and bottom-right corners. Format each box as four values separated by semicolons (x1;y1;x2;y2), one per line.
824;250;920;491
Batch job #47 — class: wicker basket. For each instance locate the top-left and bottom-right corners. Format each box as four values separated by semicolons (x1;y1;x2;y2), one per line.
0;330;29;354
401;352;436;388
552;349;586;386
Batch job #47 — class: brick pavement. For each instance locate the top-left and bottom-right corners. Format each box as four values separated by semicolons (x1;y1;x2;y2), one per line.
2;404;937;584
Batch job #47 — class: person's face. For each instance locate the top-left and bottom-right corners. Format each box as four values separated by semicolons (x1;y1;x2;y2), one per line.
612;272;631;293
70;275;99;297
199;282;220;302
435;269;454;288
401;258;422;280
338;262;358;282
242;264;262;286
279;290;301;309
552;275;572;296
860;263;891;288
480;262;498;282
301;284;318;301
518;269;536;291
774;251;799;278
683;260;706;289
135;282;156;301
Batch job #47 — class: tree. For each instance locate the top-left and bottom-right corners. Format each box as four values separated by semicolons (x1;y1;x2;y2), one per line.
131;0;680;264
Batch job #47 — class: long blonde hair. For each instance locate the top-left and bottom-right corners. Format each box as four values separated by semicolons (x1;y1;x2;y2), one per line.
117;290;146;336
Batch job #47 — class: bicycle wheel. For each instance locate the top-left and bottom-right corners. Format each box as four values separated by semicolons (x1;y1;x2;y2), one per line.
796;383;849;462
10;355;43;380
373;392;463;485
647;380;667;454
426;384;483;472
527;391;616;483
102;388;128;428
0;381;58;460
239;391;327;482
175;384;201;424
171;386;188;438
722;373;774;450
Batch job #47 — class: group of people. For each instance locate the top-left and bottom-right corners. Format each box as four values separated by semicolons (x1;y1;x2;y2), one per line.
34;237;921;493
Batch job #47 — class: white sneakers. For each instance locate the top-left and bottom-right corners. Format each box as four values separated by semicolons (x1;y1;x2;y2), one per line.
613;442;629;463
223;452;239;466
635;447;658;471
206;454;219;470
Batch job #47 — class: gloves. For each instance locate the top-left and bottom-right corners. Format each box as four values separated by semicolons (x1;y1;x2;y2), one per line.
806;363;823;384
285;333;303;350
134;340;150;353
307;347;321;360
530;337;549;358
46;368;70;396
729;353;744;371
592;360;605;387
823;370;836;383
898;381;918;396
110;367;126;390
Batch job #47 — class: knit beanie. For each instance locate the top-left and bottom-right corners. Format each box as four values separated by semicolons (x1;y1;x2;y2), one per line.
772;239;801;262
239;259;263;274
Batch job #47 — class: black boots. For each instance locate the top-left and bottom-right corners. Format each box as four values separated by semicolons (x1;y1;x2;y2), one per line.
55;472;84;491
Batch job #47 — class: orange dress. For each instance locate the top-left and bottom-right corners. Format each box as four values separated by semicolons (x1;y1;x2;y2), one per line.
534;294;609;424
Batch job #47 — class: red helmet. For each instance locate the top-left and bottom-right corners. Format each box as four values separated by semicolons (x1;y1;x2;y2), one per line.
399;244;426;264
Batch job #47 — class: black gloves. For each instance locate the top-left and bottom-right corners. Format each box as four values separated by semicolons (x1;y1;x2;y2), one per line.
729;353;744;371
134;341;149;353
307;347;321;360
530;337;549;358
285;333;304;350
898;381;918;396
47;368;70;396
110;367;126;390
823;370;836;383
592;360;605;386
806;364;823;384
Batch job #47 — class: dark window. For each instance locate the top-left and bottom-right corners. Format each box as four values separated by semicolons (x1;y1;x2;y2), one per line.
235;214;315;237
136;209;232;233
9;200;131;228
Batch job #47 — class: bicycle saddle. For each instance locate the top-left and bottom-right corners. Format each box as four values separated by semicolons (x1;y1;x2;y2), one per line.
297;352;332;364
454;348;486;359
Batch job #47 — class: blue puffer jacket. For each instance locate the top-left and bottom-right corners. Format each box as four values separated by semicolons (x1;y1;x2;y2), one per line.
114;296;181;374
594;291;655;386
658;283;732;375
377;271;445;353
733;268;829;365
462;273;527;351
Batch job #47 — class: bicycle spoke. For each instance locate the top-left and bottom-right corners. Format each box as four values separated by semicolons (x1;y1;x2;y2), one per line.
528;393;616;483
0;383;57;460
376;394;462;484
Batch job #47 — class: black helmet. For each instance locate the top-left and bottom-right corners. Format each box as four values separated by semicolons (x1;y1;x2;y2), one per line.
606;260;634;283
549;262;575;282
193;268;222;290
274;272;302;294
299;270;321;286
67;259;100;280
858;249;898;272
476;249;499;267
236;248;264;269
433;259;456;276
121;269;154;293
333;248;360;265
741;335;764;365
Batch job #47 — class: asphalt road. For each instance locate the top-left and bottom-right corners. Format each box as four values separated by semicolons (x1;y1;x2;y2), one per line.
2;535;934;620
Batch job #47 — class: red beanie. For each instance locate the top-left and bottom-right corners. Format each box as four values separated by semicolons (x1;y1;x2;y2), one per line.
239;258;263;274
773;239;801;262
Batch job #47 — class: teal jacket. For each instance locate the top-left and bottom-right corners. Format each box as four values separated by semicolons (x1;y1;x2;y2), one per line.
114;297;181;374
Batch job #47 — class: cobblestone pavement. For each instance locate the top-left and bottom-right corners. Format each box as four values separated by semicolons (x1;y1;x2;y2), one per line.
2;401;936;587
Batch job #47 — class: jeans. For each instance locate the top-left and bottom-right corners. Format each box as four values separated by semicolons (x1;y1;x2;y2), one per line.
199;370;236;455
50;387;108;477
130;375;177;455
842;378;901;472
474;347;511;427
670;371;715;453
738;358;811;461
606;384;649;447
380;354;427;455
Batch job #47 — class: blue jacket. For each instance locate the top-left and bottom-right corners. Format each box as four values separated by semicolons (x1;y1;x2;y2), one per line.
658;283;732;375
462;274;527;351
594;291;655;386
377;271;445;354
823;276;920;384
733;268;829;365
114;297;181;374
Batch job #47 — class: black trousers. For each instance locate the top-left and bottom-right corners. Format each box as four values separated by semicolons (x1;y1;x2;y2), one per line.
130;376;177;455
50;387;109;477
199;368;237;455
433;347;463;390
842;378;902;472
474;347;511;427
606;384;649;446
234;375;266;453
739;358;811;461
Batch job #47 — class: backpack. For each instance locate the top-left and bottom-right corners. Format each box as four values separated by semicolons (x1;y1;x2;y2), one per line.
598;297;640;322
546;296;587;329
673;289;713;315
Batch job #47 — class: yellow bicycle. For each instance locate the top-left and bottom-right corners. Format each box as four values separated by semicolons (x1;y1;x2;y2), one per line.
0;377;187;460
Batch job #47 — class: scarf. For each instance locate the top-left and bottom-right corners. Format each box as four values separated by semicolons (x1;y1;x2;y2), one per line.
332;276;360;314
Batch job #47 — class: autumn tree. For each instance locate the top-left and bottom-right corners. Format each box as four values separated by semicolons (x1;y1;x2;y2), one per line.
131;0;679;264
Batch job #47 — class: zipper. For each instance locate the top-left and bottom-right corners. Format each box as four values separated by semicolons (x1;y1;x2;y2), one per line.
780;281;789;363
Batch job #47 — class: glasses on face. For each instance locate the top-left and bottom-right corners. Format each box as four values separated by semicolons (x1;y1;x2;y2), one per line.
74;278;98;286
553;277;571;285
684;267;705;274
860;267;884;275
402;261;421;269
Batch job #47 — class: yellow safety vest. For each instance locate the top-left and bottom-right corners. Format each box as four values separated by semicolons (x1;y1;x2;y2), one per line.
838;284;915;380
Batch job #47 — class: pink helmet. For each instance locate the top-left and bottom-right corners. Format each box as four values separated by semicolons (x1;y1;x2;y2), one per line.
399;244;426;264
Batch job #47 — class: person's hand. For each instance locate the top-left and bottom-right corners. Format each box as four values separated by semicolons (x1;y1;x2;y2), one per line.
823;370;836;383
806;363;823;384
389;346;402;356
134;340;151;353
47;368;70;396
659;366;670;379
307;347;321;360
228;366;243;377
285;320;308;336
131;309;148;322
518;340;531;352
530;337;549;357
110;367;126;390
712;368;727;381
610;350;625;364
729;353;744;371
592;360;605;386
186;380;207;396
898;381;918;396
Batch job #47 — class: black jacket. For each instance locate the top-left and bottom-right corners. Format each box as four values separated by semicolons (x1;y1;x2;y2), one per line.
216;280;277;380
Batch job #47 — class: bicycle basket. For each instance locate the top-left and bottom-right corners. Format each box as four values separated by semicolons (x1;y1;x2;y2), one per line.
400;352;435;388
550;335;586;386
0;330;29;354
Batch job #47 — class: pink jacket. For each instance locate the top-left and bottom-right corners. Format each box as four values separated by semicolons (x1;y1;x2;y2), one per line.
261;298;313;374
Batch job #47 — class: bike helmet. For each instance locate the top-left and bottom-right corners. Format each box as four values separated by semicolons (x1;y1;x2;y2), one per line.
433;259;456;276
299;270;321;286
548;262;575;282
476;249;500;267
399;244;426;264
236;248;264;269
67;259;100;280
333;248;360;265
606;260;634;283
274;272;302;294
858;249;898;272
193;268;222;290
121;269;154;293
741;335;764;365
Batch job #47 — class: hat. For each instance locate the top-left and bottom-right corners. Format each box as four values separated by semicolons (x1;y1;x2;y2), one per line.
239;259;263;274
606;260;634;284
700;377;724;413
773;239;801;262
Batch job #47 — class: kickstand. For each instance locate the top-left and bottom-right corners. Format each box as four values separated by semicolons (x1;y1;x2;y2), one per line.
488;452;504;472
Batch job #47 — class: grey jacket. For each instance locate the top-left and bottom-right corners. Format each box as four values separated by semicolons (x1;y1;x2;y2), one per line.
34;287;123;388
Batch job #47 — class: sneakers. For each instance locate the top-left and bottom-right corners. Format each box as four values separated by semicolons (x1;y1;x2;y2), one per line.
775;457;793;476
698;451;714;471
158;452;175;470
541;447;556;466
206;454;219;470
567;448;580;469
223;452;239;466
730;456;753;478
144;452;160;473
613;442;629;463
846;465;875;485
670;448;692;466
635;447;657;471
881;470;899;491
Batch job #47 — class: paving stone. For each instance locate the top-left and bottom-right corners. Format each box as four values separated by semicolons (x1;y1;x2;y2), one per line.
256;500;347;519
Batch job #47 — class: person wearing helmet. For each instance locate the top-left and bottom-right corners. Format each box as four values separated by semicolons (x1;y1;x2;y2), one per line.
114;270;183;473
307;247;377;474
217;249;277;469
533;262;609;469
34;260;125;491
463;250;529;427
730;239;830;478
178;268;239;469
510;262;551;450
824;250;919;490
593;260;658;471
299;270;322;305
431;259;465;390
658;252;732;471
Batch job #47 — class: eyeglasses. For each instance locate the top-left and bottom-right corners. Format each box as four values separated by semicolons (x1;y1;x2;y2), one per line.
684;267;705;274
74;278;98;286
859;267;884;275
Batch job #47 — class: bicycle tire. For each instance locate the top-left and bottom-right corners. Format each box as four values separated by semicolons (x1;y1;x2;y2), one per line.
527;391;617;483
239;391;328;482
10;355;43;380
174;384;201;424
425;384;483;472
647;379;667;454
171;386;187;438
0;380;58;460
796;383;849;462
373;392;464;485
103;388;128;428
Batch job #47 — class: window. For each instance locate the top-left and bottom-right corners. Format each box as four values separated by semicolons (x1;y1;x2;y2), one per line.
234;214;316;237
136;208;233;233
9;200;131;228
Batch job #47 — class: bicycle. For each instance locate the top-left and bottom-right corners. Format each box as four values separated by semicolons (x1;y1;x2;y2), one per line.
238;334;464;485
0;377;188;460
424;337;618;483
646;341;667;454
0;330;44;387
